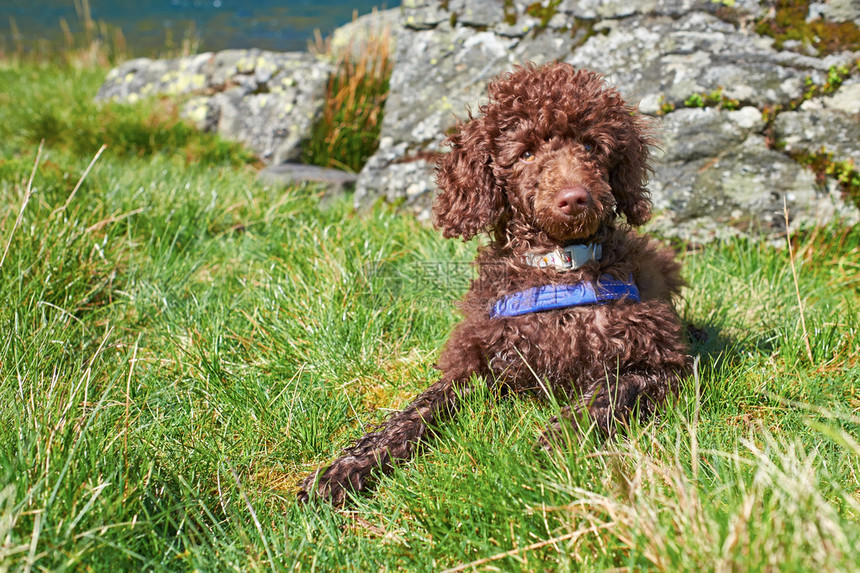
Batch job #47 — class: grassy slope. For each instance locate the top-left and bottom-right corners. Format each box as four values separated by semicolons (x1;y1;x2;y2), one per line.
0;61;859;571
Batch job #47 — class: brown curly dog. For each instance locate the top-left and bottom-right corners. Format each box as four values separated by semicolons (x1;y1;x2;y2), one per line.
299;62;690;505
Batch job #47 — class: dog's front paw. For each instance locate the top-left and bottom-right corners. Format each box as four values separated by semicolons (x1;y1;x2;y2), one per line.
297;455;374;506
537;406;592;451
537;421;578;452
537;430;562;452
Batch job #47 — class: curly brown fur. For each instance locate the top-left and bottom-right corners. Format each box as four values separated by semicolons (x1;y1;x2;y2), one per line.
298;62;690;506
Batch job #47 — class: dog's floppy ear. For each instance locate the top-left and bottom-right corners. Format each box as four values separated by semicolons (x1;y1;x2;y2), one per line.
434;116;506;240
609;115;655;227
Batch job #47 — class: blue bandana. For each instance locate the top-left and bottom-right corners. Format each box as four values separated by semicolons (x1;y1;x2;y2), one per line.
490;275;641;318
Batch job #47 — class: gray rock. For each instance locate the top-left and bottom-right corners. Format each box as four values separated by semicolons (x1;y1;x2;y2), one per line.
329;8;400;61
773;79;860;165
655;106;764;163
567;11;855;111
555;0;768;22
96;53;213;101
457;0;507;27
258;163;357;196
98;50;332;163
645;105;852;241
358;147;437;213
558;0;700;19
808;0;860;25
651;135;828;240
402;0;450;30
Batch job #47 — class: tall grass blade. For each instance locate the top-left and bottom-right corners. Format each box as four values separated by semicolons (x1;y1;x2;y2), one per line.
784;197;814;363
0;140;43;270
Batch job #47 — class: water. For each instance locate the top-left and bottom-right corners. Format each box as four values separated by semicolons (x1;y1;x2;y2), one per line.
1;0;400;55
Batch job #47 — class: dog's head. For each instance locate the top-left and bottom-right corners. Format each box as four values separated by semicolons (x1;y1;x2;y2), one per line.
434;62;654;243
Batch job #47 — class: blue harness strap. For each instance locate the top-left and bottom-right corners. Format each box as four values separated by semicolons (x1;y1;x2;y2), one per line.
490;275;641;318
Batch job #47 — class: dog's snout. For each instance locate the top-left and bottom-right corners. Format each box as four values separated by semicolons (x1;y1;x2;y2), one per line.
556;186;590;216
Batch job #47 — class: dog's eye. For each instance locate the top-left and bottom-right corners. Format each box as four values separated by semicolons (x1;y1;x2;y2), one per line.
583;143;594;152
521;151;535;162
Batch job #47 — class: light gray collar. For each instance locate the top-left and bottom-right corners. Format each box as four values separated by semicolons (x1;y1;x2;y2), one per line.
524;243;602;271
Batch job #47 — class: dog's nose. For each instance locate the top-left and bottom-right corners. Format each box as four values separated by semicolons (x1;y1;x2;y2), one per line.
556;186;590;216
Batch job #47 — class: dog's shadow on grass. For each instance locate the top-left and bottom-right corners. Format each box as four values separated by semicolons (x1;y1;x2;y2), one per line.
678;314;781;424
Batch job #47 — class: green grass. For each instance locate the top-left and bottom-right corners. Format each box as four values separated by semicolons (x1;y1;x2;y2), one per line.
1;59;859;571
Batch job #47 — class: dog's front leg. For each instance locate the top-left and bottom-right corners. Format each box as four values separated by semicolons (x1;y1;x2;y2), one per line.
538;369;685;448
297;375;470;505
298;326;488;505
